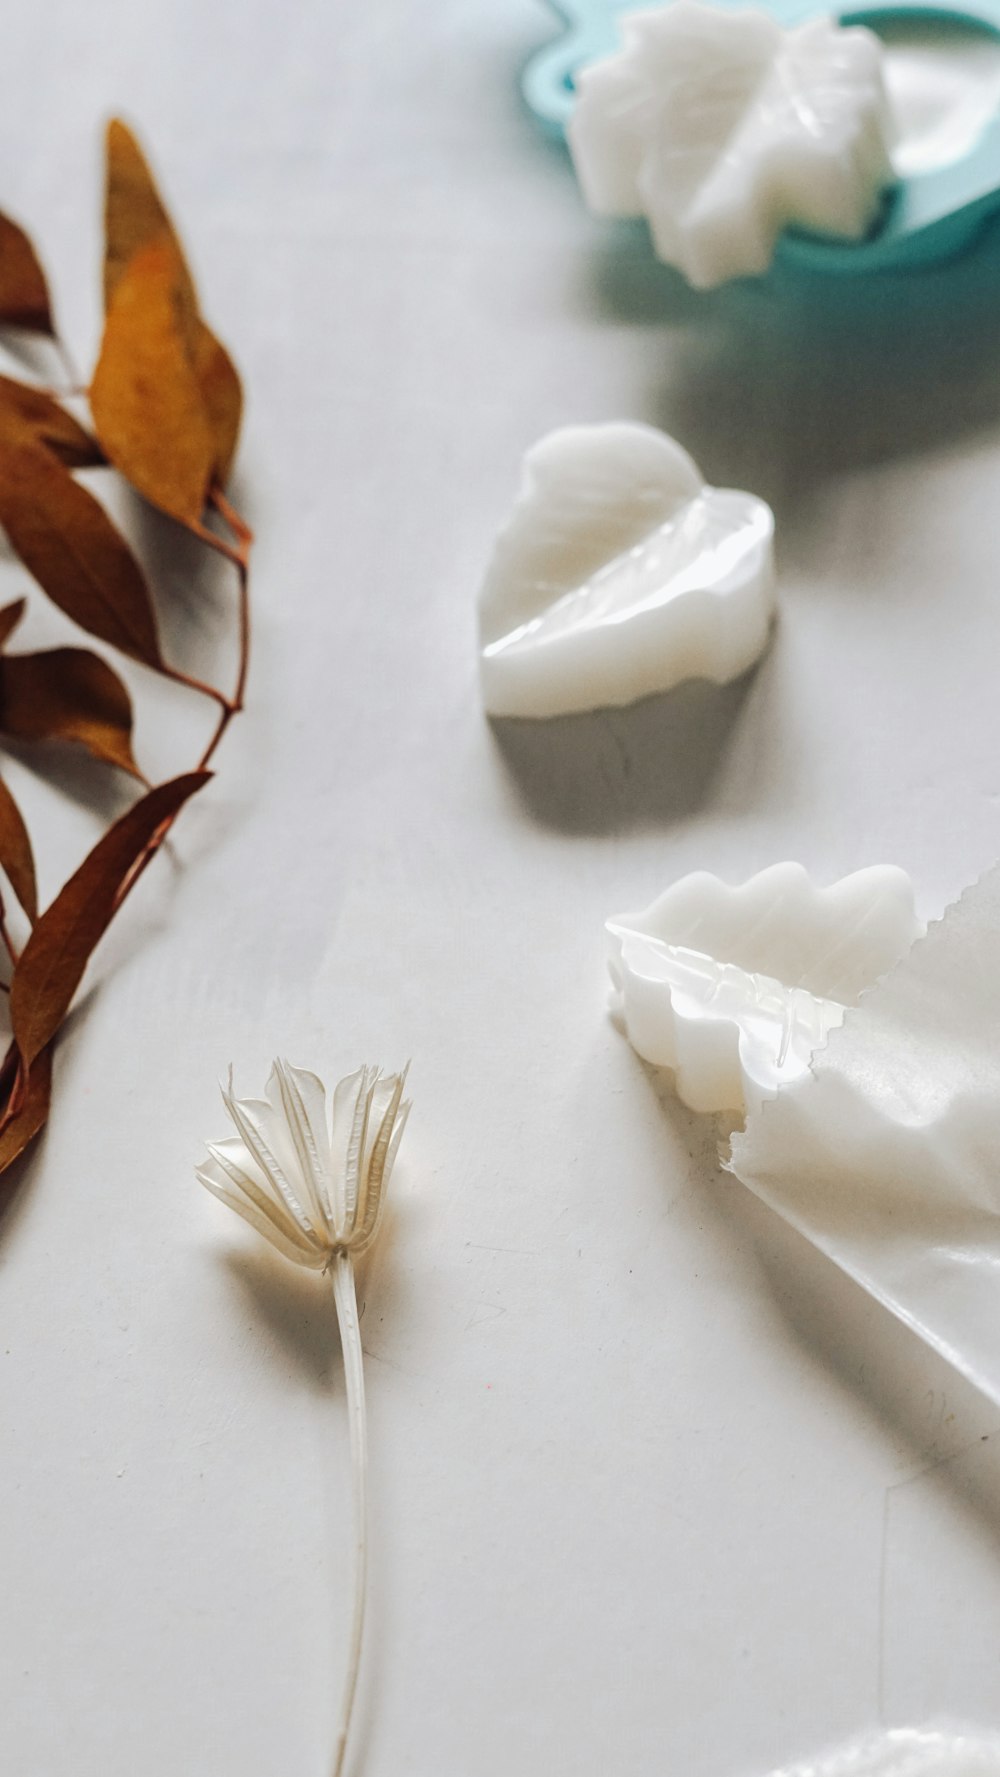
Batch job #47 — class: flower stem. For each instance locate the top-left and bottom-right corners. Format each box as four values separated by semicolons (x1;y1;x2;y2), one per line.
330;1251;368;1777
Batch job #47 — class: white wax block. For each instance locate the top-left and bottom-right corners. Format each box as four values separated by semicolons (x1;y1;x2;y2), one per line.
479;421;775;719
607;863;921;1114
568;1;896;287
729;861;1000;1406
767;1728;1000;1777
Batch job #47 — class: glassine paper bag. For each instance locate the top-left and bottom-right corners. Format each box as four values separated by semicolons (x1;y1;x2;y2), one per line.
729;862;1000;1405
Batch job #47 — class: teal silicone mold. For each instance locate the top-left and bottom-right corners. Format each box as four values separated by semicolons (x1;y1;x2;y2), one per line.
523;0;1000;272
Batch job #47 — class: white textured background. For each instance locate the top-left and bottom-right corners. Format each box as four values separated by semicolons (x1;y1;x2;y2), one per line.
2;3;1000;1773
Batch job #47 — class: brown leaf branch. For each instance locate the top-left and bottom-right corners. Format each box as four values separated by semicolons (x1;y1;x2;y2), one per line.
0;121;252;1186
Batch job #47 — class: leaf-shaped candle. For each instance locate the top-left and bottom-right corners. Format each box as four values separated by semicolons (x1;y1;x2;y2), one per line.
568;0;895;287
607;863;922;1114
479;421;775;718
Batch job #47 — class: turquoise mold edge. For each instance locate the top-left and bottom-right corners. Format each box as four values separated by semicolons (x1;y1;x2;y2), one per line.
521;0;1000;272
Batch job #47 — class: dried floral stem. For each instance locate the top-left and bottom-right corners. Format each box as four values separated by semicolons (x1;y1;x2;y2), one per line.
200;1065;410;1777
159;659;230;713
211;486;253;549
189;490;253;769
111;498;252;914
330;1251;369;1777
158;488;252;732
194;569;250;768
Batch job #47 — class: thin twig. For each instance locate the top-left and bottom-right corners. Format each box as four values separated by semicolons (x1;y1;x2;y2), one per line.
210;486;253;548
159;659;230;713
330;1252;369;1777
111;492;252;913
190;498;251;769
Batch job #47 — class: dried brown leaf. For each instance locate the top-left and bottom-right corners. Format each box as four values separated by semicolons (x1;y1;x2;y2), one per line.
193;326;242;487
101;120;242;497
0;647;141;778
0;599;26;652
90;237;215;527
104;119;175;308
0;213;53;335
0;376;102;469
11;770;209;1070
0;1042;52;1180
0;425;163;668
0;775;37;922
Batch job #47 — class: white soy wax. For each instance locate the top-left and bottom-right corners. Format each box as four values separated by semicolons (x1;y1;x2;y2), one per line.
568;1;895;286
606;863;921;1115
479;421;775;720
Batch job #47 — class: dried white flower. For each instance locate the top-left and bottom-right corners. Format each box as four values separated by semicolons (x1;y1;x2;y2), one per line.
198;1059;410;1267
199;1058;411;1777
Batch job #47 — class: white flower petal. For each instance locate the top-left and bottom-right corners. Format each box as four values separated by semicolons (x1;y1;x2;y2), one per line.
200;1059;411;1270
223;1076;316;1237
361;1071;401;1176
343;1065;378;1232
384;1099;411;1184
359;1073;407;1249
261;1067;320;1198
271;1059;335;1236
207;1134;267;1193
197;1163;325;1267
203;1147;318;1255
329;1065;369;1229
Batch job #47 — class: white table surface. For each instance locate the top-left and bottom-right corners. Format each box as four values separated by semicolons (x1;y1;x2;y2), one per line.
3;3;1000;1774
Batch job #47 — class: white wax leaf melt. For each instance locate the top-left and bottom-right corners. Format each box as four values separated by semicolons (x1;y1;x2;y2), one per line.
607;863;921;1115
729;861;1000;1405
568;1;895;287
479;422;775;718
767;1728;1000;1777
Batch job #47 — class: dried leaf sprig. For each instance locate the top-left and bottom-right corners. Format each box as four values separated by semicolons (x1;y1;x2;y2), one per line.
199;1060;412;1777
0;121;254;1188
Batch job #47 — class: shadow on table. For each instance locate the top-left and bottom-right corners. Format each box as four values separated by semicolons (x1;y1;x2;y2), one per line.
489;665;760;836
218;1196;411;1398
579;209;1000;522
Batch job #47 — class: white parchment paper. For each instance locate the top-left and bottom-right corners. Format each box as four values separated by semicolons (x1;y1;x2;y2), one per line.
731;862;1000;1403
